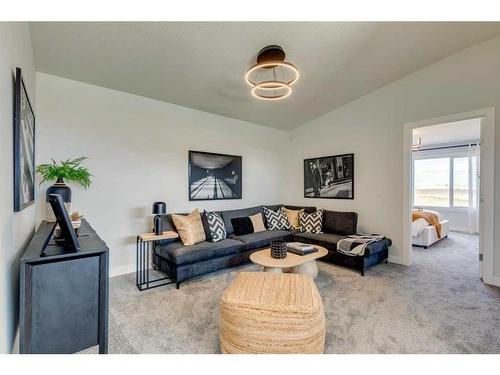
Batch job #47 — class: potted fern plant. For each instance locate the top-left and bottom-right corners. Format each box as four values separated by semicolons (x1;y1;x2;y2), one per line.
36;156;92;221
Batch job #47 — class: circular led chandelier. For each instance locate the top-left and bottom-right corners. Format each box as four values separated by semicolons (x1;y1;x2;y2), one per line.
245;45;299;101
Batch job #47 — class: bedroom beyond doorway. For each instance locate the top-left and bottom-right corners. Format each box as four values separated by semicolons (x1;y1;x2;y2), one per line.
410;118;481;277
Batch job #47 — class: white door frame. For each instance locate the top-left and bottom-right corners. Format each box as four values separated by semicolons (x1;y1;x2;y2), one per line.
402;108;495;285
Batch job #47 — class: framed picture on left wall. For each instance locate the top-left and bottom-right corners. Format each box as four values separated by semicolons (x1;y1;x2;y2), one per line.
188;150;242;201
13;67;35;211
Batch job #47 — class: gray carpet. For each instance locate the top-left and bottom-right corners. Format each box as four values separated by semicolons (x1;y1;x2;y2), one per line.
84;232;500;353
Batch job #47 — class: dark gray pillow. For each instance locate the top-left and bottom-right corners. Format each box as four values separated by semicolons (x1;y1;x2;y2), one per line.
322;210;358;235
231;217;254;236
220;206;263;235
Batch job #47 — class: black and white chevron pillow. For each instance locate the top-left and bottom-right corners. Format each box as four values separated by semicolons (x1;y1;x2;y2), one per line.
299;209;323;234
263;206;292;230
205;211;226;242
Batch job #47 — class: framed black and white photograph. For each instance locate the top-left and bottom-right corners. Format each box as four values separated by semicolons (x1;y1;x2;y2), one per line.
304;153;354;199
13;67;35;211
188;150;242;201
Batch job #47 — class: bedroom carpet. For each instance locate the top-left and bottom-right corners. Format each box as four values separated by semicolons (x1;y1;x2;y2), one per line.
84;231;500;354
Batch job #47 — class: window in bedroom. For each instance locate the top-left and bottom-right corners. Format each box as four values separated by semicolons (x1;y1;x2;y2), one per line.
453;157;469;207
413;153;478;208
413;158;450;207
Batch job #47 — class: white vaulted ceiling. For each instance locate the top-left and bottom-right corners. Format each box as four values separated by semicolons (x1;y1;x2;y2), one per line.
30;22;500;130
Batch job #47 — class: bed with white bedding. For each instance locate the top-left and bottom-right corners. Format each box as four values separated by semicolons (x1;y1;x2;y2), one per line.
412;209;450;248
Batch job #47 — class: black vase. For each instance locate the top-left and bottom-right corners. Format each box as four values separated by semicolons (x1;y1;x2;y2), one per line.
46;177;71;221
270;240;288;259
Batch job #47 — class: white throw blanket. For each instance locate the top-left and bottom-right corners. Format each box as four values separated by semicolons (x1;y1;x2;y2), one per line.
337;234;385;256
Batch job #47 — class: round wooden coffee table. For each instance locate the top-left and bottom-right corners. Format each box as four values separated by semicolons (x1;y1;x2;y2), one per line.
250;245;328;280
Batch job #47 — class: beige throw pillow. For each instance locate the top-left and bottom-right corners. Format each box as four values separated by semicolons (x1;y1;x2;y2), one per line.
172;209;206;246
283;208;304;229
249;213;266;233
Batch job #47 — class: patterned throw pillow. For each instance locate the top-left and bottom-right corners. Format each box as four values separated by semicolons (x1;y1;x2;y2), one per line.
263;206;292;230
299;209;323;234
204;211;226;242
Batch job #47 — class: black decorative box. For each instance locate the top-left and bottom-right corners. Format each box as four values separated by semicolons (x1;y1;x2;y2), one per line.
270;240;287;259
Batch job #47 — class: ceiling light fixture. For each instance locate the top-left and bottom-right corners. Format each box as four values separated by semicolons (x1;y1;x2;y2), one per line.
245;45;299;101
251;81;292;101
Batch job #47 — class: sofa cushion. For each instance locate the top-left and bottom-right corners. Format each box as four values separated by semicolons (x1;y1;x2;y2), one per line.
283;207;304;229
220;206;263;235
203;211;227;242
249;213;266;232
294;233;392;257
232;217;254;236
157;214;182;245
263;206;292;230
284;205;317;214
155;238;246;266
299;209;323;234
293;232;344;250
322;210;358;235
265;205;317;215
159;213;177;232
230;230;292;250
172;209;206;246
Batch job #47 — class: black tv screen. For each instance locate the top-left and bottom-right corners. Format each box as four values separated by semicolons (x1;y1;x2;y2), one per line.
48;193;80;252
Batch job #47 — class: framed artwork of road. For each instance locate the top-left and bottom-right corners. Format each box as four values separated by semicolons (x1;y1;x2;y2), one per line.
188;151;242;201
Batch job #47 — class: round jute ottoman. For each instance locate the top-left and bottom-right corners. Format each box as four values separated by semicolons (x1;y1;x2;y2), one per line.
219;272;325;354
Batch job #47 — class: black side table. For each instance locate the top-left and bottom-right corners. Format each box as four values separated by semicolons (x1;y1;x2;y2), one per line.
136;231;179;291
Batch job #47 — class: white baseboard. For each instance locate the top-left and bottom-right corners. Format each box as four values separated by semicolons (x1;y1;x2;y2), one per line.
450;228;478;234
110;264;135;278
491;277;500;287
388;255;404;265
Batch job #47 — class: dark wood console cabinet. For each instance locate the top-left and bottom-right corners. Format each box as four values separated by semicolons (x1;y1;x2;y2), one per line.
19;219;109;354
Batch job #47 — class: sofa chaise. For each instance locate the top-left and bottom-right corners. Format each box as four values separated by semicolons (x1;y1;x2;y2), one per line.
153;204;391;288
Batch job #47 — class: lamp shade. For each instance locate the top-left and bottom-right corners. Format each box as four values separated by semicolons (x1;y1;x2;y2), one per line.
152;202;166;215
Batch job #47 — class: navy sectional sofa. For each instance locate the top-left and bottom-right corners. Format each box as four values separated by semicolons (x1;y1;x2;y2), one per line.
153;204;391;287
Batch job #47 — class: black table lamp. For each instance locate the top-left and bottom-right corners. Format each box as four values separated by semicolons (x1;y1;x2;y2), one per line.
152;202;166;235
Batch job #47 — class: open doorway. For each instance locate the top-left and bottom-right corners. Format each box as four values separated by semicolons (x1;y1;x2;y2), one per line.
402;108;495;286
411;119;481;276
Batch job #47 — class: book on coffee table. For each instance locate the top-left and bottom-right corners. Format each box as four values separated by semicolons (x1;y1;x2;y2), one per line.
287;242;318;256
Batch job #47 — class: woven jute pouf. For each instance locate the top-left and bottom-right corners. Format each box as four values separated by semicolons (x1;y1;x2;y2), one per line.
219;272;325;354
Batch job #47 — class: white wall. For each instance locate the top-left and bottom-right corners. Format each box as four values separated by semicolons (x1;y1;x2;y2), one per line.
36;73;289;276
432;209;470;233
0;23;37;354
286;36;500;276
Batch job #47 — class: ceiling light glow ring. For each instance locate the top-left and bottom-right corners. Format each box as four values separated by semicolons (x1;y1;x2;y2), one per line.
245;62;299;87
251;81;292;101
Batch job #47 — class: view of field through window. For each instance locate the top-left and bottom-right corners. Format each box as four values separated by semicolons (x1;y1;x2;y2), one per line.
453;157;469;207
414;156;475;207
414;158;450;206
